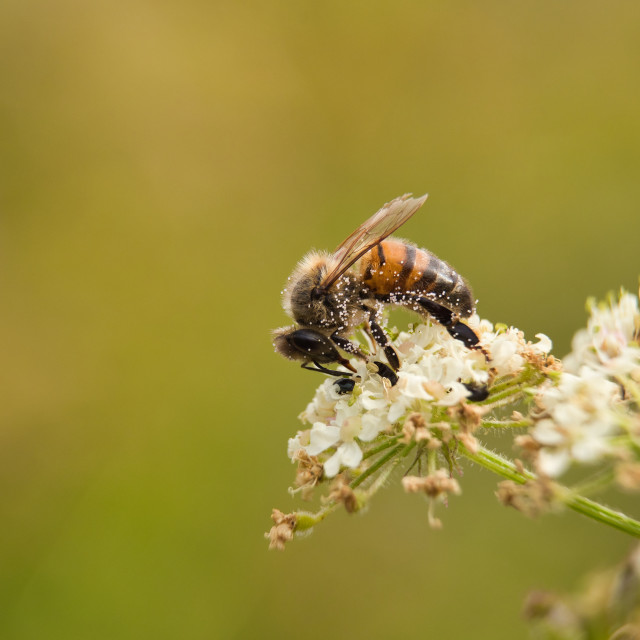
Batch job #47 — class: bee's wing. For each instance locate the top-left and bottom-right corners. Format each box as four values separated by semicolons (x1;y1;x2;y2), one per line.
320;193;428;290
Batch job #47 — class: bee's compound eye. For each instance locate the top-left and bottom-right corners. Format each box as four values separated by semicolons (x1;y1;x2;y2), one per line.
289;329;339;361
289;330;323;352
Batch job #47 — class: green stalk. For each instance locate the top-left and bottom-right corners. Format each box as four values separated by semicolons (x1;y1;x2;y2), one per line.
362;437;401;460
479;386;529;406
568;467;616;498
294;503;340;532
482;419;532;429
351;443;407;489
363;444;414;498
459;444;640;538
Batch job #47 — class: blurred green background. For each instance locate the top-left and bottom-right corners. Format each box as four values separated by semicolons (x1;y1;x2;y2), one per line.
1;1;639;638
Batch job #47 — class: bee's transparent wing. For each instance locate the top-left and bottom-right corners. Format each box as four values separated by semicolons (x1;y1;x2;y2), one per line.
320;193;428;290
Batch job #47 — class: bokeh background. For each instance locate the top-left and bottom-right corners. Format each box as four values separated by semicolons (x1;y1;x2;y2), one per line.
2;1;639;638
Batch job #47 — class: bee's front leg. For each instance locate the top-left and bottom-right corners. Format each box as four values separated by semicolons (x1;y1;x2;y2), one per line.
330;332;367;360
301;361;354;377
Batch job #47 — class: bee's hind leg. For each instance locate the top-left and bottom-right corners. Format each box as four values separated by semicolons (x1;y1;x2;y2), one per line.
414;296;481;350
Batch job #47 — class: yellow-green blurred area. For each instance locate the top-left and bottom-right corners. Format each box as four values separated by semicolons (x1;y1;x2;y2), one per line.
1;1;639;638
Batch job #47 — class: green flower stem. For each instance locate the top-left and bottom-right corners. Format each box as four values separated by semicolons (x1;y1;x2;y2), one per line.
351;443;409;489
293;442;412;536
569;467;617;498
427;448;437;474
459;444;640;539
477;369;547;408
295;503;340;532
557;490;640;538
480;386;530;406
363;444;413;498
459;445;535;481
487;372;535;395
484;368;545;394
362;437;401;460
482;419;532;429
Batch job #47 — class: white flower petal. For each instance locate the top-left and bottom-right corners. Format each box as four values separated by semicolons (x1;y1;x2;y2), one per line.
360;412;387;441
387;400;407;424
287;434;303;460
400;372;434;400
436;382;470;407
533;333;552;353
306;423;340;456
338;441;363;469
537;448;571;477
323;451;342;478
571;437;609;463
361;392;388;410
340;416;362;442
531;419;566;446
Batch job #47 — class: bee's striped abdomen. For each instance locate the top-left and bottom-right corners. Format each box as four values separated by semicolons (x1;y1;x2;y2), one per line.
360;239;474;317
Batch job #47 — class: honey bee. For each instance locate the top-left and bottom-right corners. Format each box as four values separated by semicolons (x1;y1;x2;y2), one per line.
273;193;481;383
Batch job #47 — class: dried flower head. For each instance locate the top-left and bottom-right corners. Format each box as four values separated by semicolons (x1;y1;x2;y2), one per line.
266;509;296;551
496;478;554;518
402;470;461;499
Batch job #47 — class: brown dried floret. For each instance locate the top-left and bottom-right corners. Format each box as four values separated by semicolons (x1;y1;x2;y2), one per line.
293;450;323;499
448;402;487;432
328;477;359;513
401;412;440;447
266;509;297;551
402;470;461;499
514;434;542;463
495;478;554;518
616;461;640;492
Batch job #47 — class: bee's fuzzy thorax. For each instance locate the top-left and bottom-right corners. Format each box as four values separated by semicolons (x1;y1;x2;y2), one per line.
281;250;330;317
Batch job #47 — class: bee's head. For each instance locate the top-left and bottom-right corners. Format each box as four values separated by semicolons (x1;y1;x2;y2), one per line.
272;326;342;364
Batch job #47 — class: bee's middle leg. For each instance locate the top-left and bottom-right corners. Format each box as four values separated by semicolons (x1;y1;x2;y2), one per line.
362;307;400;370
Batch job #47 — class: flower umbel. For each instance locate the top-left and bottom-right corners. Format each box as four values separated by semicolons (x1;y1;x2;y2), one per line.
528;290;640;481
268;290;640;549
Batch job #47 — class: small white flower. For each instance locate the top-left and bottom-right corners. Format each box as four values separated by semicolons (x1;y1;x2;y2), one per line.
486;330;526;376
532;333;553;354
564;291;640;377
298;420;367;478
537;447;572;478
305;422;341;456
323;441;363;478
531;368;624;477
287;433;304;459
360;410;388;441
438;381;472;407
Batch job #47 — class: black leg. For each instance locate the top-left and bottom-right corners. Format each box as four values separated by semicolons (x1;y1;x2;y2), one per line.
414;296;481;350
372;361;399;386
364;308;400;370
301;362;353;378
331;333;366;359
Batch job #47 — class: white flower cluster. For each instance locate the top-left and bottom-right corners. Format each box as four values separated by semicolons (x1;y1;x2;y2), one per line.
288;317;552;478
531;291;640;477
